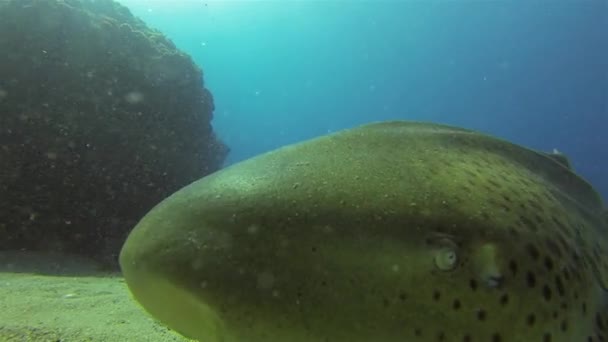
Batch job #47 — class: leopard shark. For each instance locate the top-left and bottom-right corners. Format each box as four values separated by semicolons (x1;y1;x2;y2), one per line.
120;121;608;342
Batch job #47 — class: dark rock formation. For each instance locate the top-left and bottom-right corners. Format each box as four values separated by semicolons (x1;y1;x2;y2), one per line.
0;0;228;266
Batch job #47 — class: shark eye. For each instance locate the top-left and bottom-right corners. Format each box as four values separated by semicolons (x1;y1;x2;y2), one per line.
434;247;459;271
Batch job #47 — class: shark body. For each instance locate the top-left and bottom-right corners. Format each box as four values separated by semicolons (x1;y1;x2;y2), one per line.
120;121;608;342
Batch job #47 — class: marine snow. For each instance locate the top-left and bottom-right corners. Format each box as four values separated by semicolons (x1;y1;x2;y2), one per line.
124;91;145;104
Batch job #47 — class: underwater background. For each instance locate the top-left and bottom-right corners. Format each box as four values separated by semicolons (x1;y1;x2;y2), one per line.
1;0;608;341
119;0;608;199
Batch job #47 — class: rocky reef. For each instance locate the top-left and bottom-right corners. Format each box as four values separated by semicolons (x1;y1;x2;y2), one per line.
0;0;228;266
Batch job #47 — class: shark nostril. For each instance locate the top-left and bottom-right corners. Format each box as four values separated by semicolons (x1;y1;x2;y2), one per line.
486;275;505;288
473;243;505;289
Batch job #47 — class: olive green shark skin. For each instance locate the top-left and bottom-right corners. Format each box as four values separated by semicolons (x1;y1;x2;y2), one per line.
120;121;608;342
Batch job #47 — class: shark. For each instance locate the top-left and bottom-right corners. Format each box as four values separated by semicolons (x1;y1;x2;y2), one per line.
120;121;608;342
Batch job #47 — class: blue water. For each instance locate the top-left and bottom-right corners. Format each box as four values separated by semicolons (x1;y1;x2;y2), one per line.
119;0;608;199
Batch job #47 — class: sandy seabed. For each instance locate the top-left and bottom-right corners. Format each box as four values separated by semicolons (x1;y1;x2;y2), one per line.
0;251;190;342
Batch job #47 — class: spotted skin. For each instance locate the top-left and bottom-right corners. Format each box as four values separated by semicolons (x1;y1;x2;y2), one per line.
120;121;608;342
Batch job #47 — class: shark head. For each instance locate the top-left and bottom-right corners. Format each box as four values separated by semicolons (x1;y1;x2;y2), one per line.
120;121;608;342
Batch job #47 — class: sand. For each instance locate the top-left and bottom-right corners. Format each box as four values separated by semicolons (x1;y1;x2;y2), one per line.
0;251;191;342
